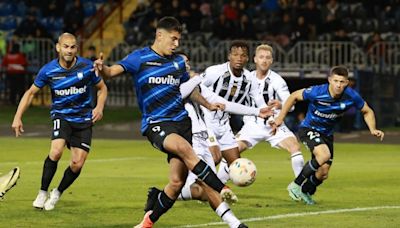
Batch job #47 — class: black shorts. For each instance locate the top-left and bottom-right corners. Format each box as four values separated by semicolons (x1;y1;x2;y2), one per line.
298;127;334;165
51;118;93;152
144;117;192;161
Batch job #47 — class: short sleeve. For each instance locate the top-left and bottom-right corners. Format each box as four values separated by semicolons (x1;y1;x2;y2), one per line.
118;52;140;74
302;86;315;102
33;67;48;88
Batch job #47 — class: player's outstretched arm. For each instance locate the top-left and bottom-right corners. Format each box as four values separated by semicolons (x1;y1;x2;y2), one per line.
360;102;385;141
93;52;124;79
270;89;304;132
11;85;40;137
190;87;225;111
92;80;108;123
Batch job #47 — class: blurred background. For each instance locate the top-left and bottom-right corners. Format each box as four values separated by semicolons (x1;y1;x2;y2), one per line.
0;0;399;131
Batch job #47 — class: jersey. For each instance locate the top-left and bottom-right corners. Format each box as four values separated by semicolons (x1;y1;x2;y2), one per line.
244;69;291;124
201;62;261;123
300;83;365;136
34;56;101;124
118;46;190;133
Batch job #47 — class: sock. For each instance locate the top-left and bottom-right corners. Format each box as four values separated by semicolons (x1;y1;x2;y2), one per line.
177;183;192;200
40;156;58;191
217;159;230;184
57;166;81;194
149;190;175;223
215;202;241;228
291;152;304;177
294;159;320;186
302;173;323;195
192;160;225;193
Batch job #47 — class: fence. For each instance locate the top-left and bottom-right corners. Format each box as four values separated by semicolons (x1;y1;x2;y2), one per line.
1;38;399;126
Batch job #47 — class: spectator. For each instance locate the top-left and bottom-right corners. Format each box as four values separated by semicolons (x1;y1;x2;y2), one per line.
2;43;28;105
14;10;48;38
63;0;84;34
86;45;97;61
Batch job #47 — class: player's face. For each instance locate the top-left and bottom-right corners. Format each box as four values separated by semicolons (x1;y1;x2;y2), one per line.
228;47;249;70
254;49;273;72
328;74;349;97
159;29;181;56
57;36;78;64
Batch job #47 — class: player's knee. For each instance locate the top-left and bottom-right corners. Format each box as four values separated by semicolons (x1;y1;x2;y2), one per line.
169;176;185;191
49;148;63;160
71;159;85;170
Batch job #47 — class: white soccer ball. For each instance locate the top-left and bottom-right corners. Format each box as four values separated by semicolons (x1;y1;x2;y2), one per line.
229;158;257;187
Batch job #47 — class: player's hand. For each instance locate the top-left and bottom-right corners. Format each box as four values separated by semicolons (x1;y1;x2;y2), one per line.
92;52;104;77
258;106;274;119
371;129;384;141
268;99;282;110
268;116;283;135
11;119;24;137
92;107;104;123
208;102;225;111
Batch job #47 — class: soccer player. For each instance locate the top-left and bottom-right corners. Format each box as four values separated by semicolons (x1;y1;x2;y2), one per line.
201;40;271;184
93;17;237;228
11;33;108;210
0;167;20;200
270;66;385;204
235;44;304;177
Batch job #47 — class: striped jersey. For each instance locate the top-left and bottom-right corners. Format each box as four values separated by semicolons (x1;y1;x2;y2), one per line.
300;83;365;136
34;57;101;124
201;62;260;122
244;69;291;123
118;46;189;133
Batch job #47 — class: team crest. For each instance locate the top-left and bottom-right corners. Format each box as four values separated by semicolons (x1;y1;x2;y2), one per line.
77;72;83;80
173;61;179;70
230;85;237;96
54;131;59;137
340;103;346;109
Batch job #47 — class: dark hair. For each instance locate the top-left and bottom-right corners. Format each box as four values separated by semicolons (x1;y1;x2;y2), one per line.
330;66;349;78
229;40;249;54
156;16;182;33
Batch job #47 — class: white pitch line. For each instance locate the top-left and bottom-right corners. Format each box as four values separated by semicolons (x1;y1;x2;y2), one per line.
178;206;400;227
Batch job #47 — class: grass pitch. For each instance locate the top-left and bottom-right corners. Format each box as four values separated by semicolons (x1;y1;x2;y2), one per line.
0;138;399;227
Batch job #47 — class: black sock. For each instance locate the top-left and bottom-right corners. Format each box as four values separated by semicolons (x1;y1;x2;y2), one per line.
57;166;81;194
302;174;323;195
192;160;224;193
149;191;175;223
41;156;58;191
294;159;320;186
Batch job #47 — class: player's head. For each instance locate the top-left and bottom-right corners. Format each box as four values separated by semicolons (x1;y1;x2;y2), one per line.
328;66;349;97
155;16;182;56
56;33;78;66
228;40;249;71
254;44;273;72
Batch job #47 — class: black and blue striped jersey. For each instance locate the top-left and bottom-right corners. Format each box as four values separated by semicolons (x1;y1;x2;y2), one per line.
34;56;101;123
118;46;190;133
300;83;365;136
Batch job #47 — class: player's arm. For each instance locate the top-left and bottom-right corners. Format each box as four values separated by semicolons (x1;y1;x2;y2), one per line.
190;87;224;111
93;52;124;79
11;84;41;137
269;80;293;111
92;80;108;123
180;75;203;98
360;102;385;141
271;88;305;129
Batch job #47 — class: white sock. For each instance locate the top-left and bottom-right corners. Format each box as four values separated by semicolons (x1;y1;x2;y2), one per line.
177;183;192;200
217;159;230;184
291;151;304;177
215;202;241;228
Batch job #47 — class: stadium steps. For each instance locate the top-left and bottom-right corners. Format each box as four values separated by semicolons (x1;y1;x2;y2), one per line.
82;0;138;60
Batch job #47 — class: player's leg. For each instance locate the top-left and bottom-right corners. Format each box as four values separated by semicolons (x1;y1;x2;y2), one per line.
276;136;304;177
302;163;330;195
44;125;91;210
136;157;187;227
0;167;20;199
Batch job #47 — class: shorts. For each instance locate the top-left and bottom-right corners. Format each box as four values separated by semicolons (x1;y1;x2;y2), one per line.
206;119;238;151
206;128;219;147
298;127;334;164
236;120;295;148
145;117;192;161
51;118;92;152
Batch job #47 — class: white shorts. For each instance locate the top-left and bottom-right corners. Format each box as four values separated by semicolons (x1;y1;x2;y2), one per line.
236;120;295;149
206;120;238;151
186;133;217;186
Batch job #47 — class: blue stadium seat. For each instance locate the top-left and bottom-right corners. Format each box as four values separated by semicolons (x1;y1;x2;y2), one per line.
0;2;14;16
83;2;97;17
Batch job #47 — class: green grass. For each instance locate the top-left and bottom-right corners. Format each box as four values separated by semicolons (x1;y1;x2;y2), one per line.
0;105;141;125
0;138;399;227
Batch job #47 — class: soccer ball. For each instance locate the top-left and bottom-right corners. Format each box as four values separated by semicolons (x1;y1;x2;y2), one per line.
229;158;257;187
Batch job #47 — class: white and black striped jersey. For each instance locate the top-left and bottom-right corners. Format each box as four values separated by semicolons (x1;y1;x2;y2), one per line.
201;62;265;123
243;69;291;123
